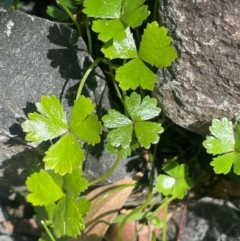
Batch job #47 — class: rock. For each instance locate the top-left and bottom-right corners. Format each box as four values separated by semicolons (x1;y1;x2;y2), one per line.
163;197;240;241
154;0;240;135
0;3;141;192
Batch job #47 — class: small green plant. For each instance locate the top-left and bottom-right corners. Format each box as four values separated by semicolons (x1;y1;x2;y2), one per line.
203;117;240;175
20;0;196;240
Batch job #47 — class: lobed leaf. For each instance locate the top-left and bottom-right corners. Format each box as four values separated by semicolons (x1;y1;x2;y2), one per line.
139;21;177;67
62;169;88;195
125;92;161;121
26;170;64;206
70;95;95;125
135;122;163;149
102;109;132;128
210;152;240;175
101;27;137;59
203;118;235;155
43;133;85;175
22;95;68;143
48;171;64;189
121;0;149;28
203;118;240;175
35;203;56;224
76;198;91;218
115;58;157;90
103;92;163;150
70;95;102;145
46;6;69;21
53;196;85;238
107;140;139;158
92;19;126;42
156;161;192;199
83;0;122;18
107;123;133;149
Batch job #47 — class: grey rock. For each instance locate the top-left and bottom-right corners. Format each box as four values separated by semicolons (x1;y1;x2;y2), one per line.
0;3;140;192
163;197;240;241
155;0;240;135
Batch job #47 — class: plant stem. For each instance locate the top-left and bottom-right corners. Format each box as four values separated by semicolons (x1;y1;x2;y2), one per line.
153;0;159;22
88;149;124;187
41;221;56;241
85;16;92;55
117;191;153;241
152;196;175;241
57;0;81;36
162;196;168;241
108;66;123;102
76;58;116;100
14;0;18;10
90;183;137;209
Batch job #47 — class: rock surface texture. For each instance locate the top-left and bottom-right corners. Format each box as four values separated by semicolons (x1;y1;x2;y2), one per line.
155;0;240;135
165;197;240;241
0;3;140;193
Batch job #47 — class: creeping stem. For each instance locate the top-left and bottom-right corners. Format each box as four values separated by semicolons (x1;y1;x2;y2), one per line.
88;149;124;187
75;58;116;101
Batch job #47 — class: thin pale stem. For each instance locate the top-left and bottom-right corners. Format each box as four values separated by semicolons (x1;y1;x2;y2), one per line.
41;221;56;241
58;0;81;36
85;17;92;55
88;149;124;187
76;58;116;100
117;192;153;241
108;66;123;102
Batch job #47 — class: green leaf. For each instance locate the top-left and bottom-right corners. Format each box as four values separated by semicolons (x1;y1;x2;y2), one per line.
210;152;240;175
102;109;132;128
73;114;102;145
22;95;68;143
156;161;192;199
48;171;63;189
53;195;85;238
76;198;91;218
101;27;137;59
115;59;157;90
108;124;133;149
70;95;95;124
103;93;163;150
203;118;240;175
61;0;78;12
26;170;64;206
70;96;102;145
121;0;149;28
203;118;235;155
46;6;69;21
83;0;122;18
43;133;85;175
62;169;88;195
35;203;56;224
135;122;163;149
92;19;126;42
125;92;161;121
139;21;177;67
102;109;133;149
107;140;139;158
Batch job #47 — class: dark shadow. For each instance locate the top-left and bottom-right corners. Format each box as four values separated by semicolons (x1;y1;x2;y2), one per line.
9;102;39;139
0;138;44;189
47;24;85;80
46;24;86;101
